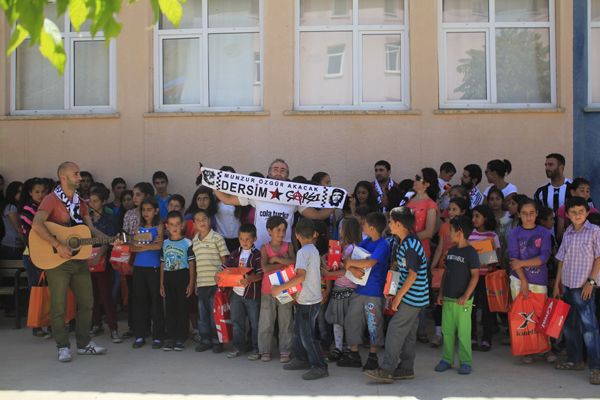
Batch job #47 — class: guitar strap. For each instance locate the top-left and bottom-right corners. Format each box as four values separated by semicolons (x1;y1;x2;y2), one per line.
54;185;83;225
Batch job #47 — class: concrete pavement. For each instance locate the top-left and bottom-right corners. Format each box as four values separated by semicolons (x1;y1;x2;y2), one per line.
0;316;598;400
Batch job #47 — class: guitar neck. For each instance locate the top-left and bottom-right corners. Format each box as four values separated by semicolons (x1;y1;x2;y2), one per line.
78;237;115;246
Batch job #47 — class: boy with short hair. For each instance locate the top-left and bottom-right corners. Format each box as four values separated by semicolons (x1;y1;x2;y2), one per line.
554;197;600;385
272;218;328;380
434;215;479;375
152;170;171;220
224;224;263;360
438;162;457;211
160;211;196;351
192;209;229;353
337;212;390;371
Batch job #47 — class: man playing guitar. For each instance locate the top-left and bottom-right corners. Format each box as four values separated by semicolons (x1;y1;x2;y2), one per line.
32;161;109;362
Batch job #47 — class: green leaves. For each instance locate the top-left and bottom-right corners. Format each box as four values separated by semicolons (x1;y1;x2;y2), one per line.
39;18;66;73
1;0;185;73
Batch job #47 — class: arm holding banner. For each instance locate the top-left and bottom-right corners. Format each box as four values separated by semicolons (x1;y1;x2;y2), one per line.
213;190;242;206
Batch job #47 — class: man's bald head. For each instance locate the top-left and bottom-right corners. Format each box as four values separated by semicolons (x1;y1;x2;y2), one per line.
57;162;79;178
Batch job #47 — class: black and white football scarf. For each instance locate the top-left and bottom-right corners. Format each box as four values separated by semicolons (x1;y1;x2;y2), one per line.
54;185;83;225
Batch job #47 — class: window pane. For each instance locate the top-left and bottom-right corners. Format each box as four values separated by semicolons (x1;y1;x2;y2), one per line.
359;0;404;25
45;2;65;32
209;33;260;107
496;28;551;103
362;34;402;102
495;0;549;22
446;32;486;101
443;0;488;23
74;41;109;106
591;28;600;103
299;32;352;105
15;41;64;110
300;0;352;26
161;0;202;29
593;0;600;22
163;38;201;105
208;0;259;28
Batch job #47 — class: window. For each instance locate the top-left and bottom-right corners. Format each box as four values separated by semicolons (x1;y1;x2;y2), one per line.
11;3;116;114
296;0;409;110
590;0;600;106
155;0;262;111
438;0;556;108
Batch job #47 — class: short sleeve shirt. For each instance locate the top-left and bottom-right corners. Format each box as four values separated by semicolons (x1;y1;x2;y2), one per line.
295;243;322;305
238;198;306;249
443;245;480;299
354;237;390;297
192;230;230;287
161;238;195;271
38;192;89;226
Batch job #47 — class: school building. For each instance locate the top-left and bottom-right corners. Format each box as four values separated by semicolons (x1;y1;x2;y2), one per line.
0;0;599;201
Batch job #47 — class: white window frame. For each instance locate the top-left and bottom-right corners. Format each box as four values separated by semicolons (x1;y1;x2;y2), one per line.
294;0;410;111
153;0;264;112
589;0;600;107
325;44;346;78
385;42;401;73
438;0;557;109
10;19;117;115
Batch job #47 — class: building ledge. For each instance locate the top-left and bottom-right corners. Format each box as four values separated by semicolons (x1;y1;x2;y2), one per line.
283;109;421;116
583;107;600;113
434;107;566;115
0;113;120;121
144;111;270;118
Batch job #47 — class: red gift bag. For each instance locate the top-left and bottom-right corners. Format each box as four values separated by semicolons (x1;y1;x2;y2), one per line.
485;269;510;312
87;247;106;273
509;293;550;356
110;244;133;275
383;296;396;316
213;288;233;343
537;298;570;339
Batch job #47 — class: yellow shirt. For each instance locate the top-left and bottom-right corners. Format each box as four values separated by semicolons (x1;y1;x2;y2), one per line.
192;229;229;287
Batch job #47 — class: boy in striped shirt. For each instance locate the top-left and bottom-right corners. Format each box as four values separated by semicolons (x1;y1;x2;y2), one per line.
365;206;428;384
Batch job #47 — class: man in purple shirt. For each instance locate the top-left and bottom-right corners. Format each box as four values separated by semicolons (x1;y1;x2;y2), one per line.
554;197;600;385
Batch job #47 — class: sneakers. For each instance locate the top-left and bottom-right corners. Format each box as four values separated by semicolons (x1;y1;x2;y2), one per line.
430;335;443;348
279;353;291;363
362;353;379;371
261;353;272;362
227;350;241;358
174;342;185;351
163;342;174;351
434;360;452;372
326;348;343;362
283;359;311;371
195;342;212;352
522;355;534;364
89;325;104;337
364;368;394;384
77;341;107;355
479;341;491;352
336;351;362;368
392;368;415;380
111;330;123;344
247;351;260;361
152;340;163;349
458;363;472;375
212;343;224;354
544;351;558;363
58;347;72;362
302;367;329;380
132;338;146;349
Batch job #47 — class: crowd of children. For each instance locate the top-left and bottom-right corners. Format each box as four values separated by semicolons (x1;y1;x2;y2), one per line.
0;153;599;384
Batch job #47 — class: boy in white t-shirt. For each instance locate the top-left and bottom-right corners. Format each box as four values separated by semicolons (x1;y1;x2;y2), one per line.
272;218;328;380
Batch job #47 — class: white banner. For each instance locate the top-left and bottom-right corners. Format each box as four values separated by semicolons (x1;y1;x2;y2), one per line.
201;167;347;209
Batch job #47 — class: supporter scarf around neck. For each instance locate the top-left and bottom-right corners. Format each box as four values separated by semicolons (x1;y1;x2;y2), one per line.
374;178;395;208
54;185;83;225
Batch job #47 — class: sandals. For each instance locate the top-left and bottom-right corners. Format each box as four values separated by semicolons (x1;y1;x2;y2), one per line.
555;360;585;370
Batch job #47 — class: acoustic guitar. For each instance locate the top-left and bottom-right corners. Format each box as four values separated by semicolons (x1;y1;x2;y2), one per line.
29;221;151;270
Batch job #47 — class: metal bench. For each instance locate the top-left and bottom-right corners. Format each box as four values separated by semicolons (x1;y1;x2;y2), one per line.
0;259;26;329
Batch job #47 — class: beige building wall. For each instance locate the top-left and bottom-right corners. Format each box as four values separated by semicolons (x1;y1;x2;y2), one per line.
0;0;573;201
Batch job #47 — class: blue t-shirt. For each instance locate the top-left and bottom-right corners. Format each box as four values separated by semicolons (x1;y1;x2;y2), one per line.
354;237;390;297
156;194;171;220
161;238;195;271
396;234;429;307
134;226;161;267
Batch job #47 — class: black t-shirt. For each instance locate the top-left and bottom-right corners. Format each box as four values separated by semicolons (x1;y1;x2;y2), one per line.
442;245;480;299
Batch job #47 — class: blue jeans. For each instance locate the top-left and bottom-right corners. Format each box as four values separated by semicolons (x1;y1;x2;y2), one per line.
197;286;218;344
230;293;260;352
563;286;600;370
292;303;327;369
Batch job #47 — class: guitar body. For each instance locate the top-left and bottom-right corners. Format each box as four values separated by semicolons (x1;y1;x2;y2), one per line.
30;222;94;270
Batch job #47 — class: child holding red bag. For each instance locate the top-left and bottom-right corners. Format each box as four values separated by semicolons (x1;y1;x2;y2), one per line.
507;198;554;364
